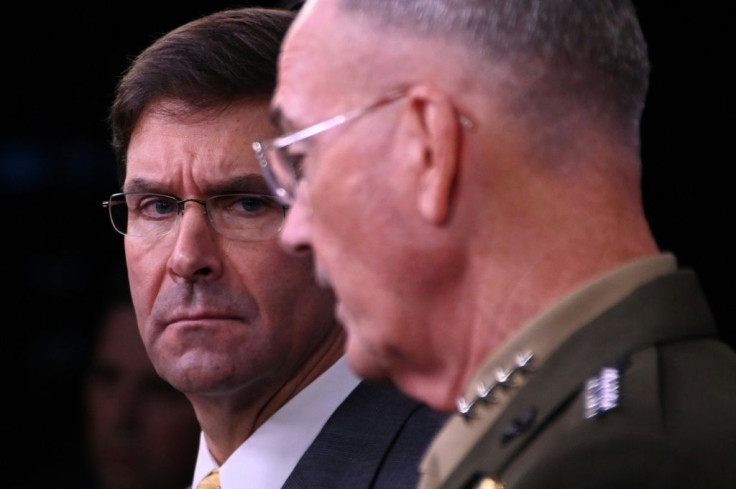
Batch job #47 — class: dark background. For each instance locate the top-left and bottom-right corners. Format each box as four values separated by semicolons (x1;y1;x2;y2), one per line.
0;0;732;485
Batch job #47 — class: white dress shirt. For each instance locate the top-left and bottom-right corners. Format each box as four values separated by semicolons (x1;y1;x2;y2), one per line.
192;356;360;489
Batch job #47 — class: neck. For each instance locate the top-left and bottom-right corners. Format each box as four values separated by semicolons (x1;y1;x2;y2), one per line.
458;227;659;402
190;327;346;464
420;212;659;412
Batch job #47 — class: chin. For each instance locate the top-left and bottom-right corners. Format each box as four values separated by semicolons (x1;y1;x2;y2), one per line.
157;350;233;394
344;336;391;383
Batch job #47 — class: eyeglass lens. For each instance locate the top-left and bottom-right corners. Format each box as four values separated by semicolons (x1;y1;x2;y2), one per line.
106;193;284;240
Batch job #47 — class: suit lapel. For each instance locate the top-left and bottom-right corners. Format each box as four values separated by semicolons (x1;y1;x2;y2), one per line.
282;381;436;489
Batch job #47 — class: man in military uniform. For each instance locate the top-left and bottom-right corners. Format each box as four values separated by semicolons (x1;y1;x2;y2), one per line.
256;0;736;487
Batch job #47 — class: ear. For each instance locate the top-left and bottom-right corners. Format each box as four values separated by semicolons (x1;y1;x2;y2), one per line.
405;85;461;225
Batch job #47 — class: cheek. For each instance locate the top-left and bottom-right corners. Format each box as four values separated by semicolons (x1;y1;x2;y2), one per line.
310;162;376;248
124;240;171;353
308;120;407;263
248;246;338;338
125;240;165;312
231;243;327;314
313;167;401;278
268;257;331;316
230;241;312;289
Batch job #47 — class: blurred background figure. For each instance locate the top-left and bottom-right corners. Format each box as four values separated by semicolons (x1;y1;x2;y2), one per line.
84;287;200;489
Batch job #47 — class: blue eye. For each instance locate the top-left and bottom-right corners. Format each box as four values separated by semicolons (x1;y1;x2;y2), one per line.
211;194;281;218
139;196;178;218
237;195;266;213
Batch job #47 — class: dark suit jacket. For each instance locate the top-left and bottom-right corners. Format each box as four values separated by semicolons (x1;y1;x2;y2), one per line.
283;380;447;489
441;270;736;489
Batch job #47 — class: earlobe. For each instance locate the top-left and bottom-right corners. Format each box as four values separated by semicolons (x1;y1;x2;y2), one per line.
408;86;461;226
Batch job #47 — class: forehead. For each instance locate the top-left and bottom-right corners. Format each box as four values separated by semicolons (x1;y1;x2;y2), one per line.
125;99;277;194
274;0;354;126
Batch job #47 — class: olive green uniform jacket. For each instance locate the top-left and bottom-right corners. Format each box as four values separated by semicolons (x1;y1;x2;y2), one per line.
424;267;736;489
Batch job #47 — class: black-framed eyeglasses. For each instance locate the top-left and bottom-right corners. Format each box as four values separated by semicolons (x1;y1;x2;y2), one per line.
253;89;474;207
102;192;287;241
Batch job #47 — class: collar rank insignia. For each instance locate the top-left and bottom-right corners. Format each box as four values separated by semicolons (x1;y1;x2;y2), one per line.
584;360;626;419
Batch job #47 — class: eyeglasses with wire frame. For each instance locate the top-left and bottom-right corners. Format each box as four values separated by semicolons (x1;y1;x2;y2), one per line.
102;192;287;241
252;89;473;207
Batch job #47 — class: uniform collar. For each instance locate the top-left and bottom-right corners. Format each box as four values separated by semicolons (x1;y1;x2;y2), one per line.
418;253;677;489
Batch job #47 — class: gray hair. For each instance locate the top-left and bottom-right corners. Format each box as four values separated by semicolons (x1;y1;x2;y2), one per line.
339;0;650;146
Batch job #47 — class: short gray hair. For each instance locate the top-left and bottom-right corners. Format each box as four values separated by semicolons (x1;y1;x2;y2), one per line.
339;0;650;145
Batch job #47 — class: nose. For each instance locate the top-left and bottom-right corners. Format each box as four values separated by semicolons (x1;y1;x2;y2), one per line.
280;182;313;257
168;201;223;282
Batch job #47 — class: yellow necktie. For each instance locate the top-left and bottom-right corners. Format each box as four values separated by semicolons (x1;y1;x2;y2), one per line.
197;469;220;489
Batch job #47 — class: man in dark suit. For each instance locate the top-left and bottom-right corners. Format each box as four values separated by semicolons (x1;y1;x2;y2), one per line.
105;7;444;489
256;0;736;487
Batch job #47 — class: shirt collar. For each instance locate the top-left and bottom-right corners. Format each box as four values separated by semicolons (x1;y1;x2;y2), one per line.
192;356;360;489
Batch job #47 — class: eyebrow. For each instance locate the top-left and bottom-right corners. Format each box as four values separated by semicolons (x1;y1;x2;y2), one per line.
122;178;160;194
123;174;273;196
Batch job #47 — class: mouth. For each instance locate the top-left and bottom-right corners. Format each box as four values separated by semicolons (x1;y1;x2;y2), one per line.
164;310;243;329
150;284;257;332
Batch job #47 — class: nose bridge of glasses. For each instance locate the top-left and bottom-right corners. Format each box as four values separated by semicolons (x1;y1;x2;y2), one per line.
178;198;210;216
172;198;219;239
